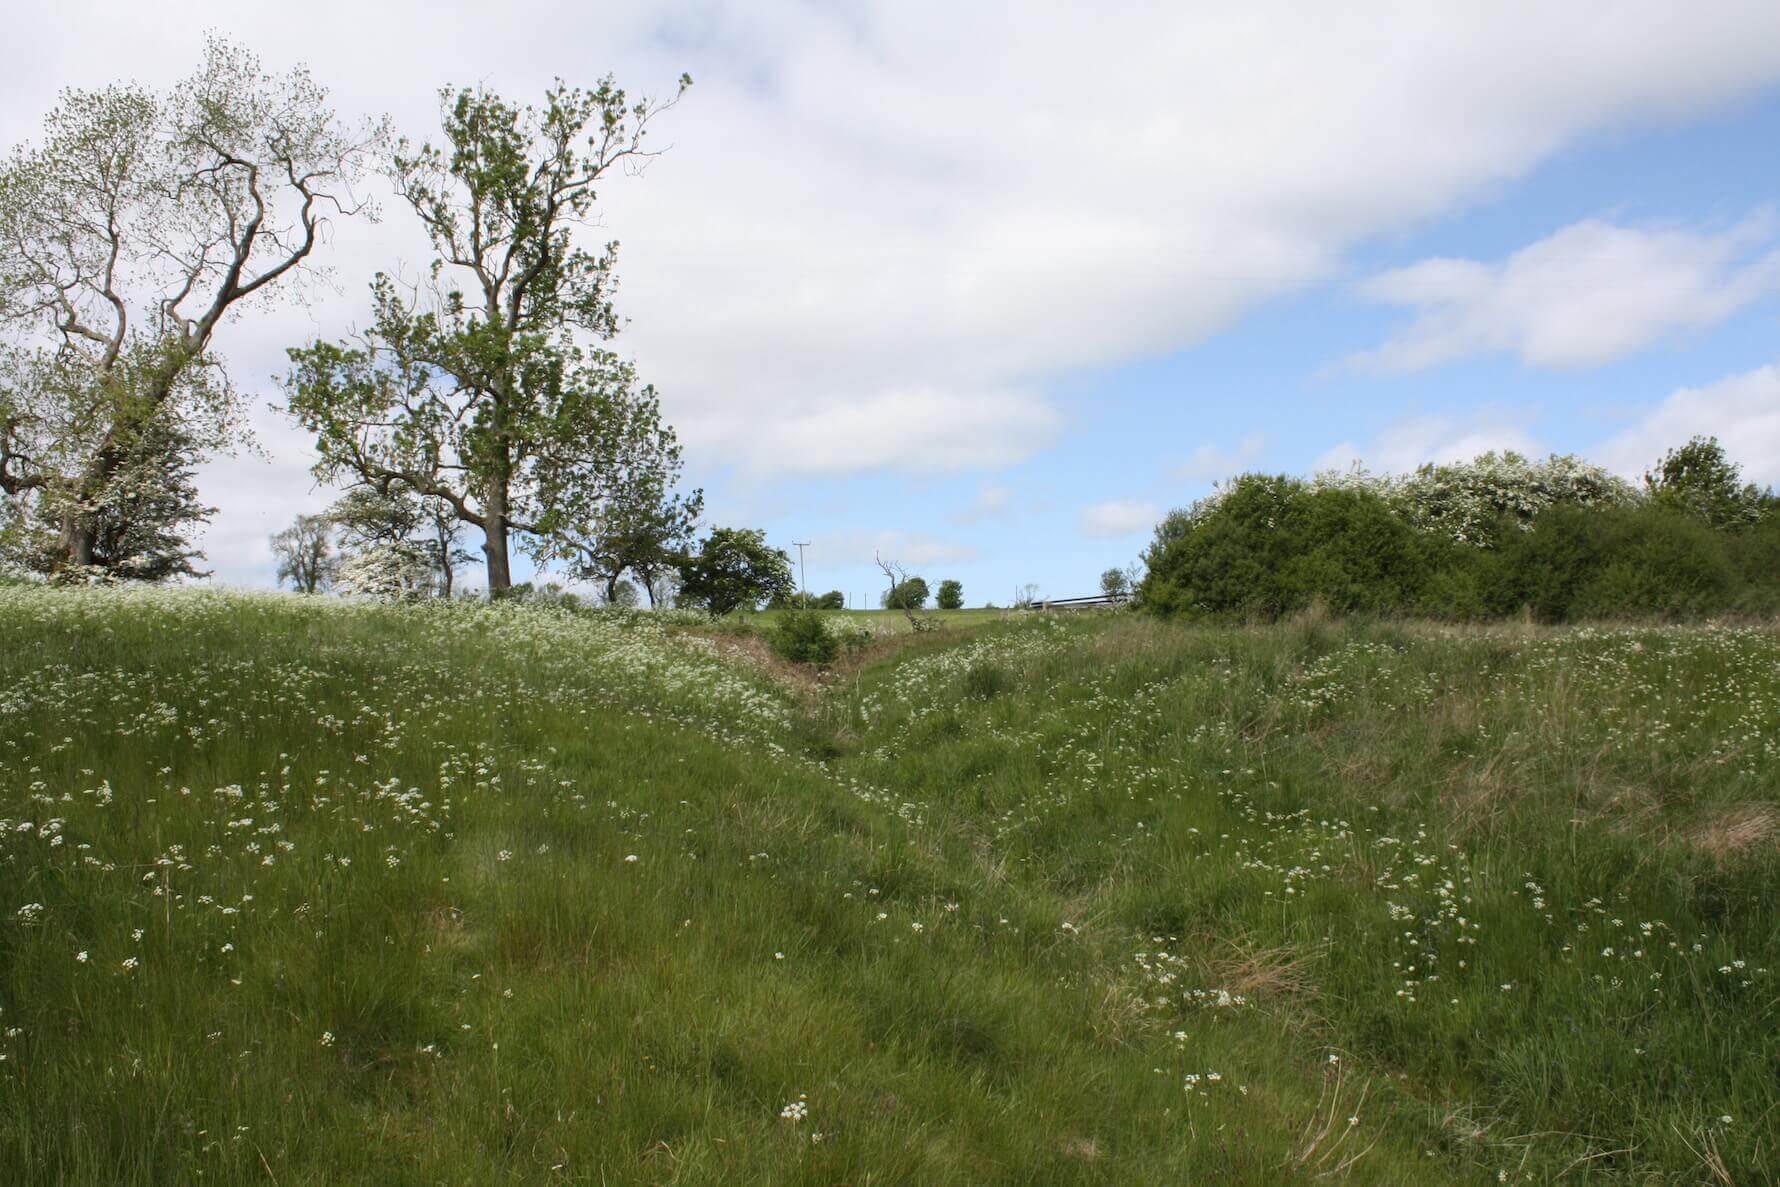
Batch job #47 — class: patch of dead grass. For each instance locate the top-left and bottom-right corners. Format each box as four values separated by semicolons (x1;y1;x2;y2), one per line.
1684;802;1779;866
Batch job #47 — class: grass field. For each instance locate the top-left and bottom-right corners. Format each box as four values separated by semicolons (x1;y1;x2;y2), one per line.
1;586;1776;1183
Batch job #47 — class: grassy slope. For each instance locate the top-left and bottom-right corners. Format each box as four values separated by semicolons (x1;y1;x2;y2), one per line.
1;589;1776;1183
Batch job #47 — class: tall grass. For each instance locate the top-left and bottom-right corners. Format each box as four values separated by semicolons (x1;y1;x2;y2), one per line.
2;587;1775;1182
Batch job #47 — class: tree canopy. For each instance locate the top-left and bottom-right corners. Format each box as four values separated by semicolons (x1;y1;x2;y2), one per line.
0;37;381;579
284;75;690;592
675;527;792;616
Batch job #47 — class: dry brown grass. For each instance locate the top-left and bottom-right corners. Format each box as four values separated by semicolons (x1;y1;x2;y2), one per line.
1200;935;1324;1003
1684;802;1779;866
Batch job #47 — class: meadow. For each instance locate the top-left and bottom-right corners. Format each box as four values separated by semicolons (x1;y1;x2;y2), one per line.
1;585;1776;1183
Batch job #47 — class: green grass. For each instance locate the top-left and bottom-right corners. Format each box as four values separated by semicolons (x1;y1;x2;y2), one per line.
2;587;1776;1182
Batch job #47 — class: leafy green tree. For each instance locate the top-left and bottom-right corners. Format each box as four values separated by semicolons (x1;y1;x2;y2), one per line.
270;513;336;594
541;389;702;605
286;74;689;593
1644;436;1768;530
1098;568;1130;600
816;589;846;610
882;576;930;609
0;38;381;579
675;527;792;616
936;578;964;609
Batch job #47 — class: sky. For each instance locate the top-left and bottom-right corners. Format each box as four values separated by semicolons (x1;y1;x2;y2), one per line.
6;2;1780;604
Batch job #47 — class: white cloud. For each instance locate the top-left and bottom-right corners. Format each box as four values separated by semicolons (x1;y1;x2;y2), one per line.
1596;363;1780;484
1171;433;1267;483
812;530;978;570
9;2;1780;582
1078;500;1160;540
951;481;1015;525
1314;412;1542;475
727;388;1061;477
1350;215;1780;371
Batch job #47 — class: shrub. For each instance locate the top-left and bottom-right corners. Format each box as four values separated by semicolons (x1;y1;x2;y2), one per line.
770;609;838;666
1140;475;1423;619
1570;508;1737;620
936;579;963;610
816;589;846;610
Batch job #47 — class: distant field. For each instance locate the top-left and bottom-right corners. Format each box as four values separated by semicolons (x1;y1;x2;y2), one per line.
2;587;1776;1183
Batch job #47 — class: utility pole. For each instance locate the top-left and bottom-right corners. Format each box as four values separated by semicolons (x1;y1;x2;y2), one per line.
792;541;810;603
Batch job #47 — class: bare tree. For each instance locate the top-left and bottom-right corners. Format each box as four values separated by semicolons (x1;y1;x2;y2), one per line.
0;37;384;578
875;553;938;632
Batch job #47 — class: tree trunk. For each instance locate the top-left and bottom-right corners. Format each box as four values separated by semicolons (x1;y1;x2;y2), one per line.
482;468;513;592
59;511;96;570
435;518;455;599
483;515;511;592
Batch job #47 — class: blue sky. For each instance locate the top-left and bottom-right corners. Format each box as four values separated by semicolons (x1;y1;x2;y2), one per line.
7;3;1780;602
708;84;1780;606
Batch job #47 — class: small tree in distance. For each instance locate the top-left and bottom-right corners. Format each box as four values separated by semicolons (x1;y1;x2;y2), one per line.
1099;567;1130;601
270;514;336;594
816;590;846;609
936;579;963;609
876;554;937;632
882;575;930;609
675;527;793;616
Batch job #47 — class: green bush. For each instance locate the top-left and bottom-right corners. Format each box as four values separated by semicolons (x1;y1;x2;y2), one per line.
936;579;964;610
1570;508;1737;620
769;608;838;665
1143;464;1777;624
1140;475;1424;620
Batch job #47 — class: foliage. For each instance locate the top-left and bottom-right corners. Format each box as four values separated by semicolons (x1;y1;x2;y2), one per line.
768;608;839;665
935;578;964;610
675;526;793;616
1644;435;1770;530
329;486;474;598
816;589;846;610
1142;475;1425;619
332;541;436;599
0;37;380;577
284;74;689;592
1146;445;1780;623
1312;451;1635;546
270;513;336;594
882;575;930;610
1099;567;1130;600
